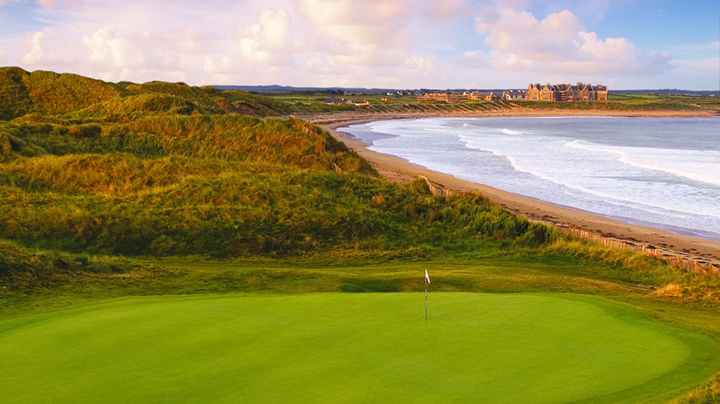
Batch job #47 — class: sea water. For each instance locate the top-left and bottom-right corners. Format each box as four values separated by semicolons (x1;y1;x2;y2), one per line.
339;117;720;242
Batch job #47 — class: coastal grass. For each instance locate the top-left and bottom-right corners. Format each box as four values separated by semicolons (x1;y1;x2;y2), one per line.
2;292;719;404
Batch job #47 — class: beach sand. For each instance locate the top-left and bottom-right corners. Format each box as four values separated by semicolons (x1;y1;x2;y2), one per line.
313;109;720;265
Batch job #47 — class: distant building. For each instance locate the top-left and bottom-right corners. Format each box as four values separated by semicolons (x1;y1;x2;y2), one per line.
418;92;468;102
465;91;501;101
502;90;526;100
325;98;369;106
526;83;608;102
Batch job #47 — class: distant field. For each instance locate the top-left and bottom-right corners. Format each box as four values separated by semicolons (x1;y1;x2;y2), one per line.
2;292;718;404
262;92;720;114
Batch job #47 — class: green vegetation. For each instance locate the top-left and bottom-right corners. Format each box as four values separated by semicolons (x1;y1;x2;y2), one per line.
2;293;719;404
513;94;720;111
260;91;719;114
1;113;550;259
0;67;288;121
2;67;720;403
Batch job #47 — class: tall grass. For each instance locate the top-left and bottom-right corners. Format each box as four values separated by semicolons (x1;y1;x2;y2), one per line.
0;239;144;290
0;67;291;123
0;68;673;271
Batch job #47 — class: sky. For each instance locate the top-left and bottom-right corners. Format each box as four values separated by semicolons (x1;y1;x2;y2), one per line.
0;0;718;90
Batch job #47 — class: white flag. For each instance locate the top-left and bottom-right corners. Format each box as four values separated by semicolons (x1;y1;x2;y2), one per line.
425;269;430;284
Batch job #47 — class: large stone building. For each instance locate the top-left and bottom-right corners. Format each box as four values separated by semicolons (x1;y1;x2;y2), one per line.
526;83;608;102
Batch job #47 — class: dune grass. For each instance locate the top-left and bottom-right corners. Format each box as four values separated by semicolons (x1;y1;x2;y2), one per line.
1;293;718;404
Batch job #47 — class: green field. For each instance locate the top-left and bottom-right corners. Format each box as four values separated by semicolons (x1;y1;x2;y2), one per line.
2;292;719;404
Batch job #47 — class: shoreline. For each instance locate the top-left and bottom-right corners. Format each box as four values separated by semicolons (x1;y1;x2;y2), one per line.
313;110;720;267
305;108;718;127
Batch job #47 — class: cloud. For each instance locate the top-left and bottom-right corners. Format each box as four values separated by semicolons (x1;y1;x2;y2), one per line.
667;41;720;53
79;25;203;82
0;48;5;64
422;0;473;20
204;7;297;75
475;5;671;76
671;58;720;77
36;0;73;8
455;50;489;68
161;29;216;54
83;26;150;69
22;31;48;65
297;0;419;71
298;0;411;44
478;9;584;61
406;55;438;73
233;8;295;64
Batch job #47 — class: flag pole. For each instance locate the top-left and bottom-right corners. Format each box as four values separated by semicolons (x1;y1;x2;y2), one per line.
424;269;430;321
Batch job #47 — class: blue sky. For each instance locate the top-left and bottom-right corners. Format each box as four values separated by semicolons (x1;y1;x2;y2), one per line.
0;0;717;89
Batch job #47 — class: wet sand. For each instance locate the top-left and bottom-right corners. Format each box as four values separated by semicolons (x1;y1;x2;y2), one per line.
312;109;720;264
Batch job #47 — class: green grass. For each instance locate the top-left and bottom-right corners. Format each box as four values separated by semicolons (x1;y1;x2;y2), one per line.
1;292;718;404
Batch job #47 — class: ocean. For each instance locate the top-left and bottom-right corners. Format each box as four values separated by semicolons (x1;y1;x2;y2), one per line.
339;117;720;242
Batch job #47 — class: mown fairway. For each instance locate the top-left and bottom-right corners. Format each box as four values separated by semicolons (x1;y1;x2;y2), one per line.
2;292;719;404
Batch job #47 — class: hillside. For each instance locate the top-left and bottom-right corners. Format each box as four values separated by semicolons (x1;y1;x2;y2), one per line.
0;67;287;121
0;68;571;282
0;68;710;282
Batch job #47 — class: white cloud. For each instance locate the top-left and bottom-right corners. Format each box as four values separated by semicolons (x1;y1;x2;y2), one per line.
83;26;149;69
161;29;216;54
204;7;297;76
233;8;295;64
475;5;671;76
298;0;411;45
671;58;720;77
406;55;438;73
687;41;719;51
79;26;200;82
2;0;704;89
297;0;421;73
455;50;489;68
22;31;48;65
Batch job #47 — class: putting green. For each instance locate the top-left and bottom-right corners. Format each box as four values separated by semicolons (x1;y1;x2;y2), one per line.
1;293;719;404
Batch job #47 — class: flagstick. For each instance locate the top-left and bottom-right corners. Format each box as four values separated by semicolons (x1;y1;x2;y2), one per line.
424;269;430;321
425;284;428;321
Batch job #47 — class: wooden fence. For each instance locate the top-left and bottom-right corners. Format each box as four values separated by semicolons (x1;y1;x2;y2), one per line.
418;177;720;277
419;175;453;197
562;228;720;276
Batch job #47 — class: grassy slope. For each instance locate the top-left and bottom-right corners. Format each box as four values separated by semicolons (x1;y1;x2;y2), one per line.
2;68;720;403
0;67;287;121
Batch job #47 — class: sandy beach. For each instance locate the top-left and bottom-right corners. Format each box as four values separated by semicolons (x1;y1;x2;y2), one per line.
313;109;720;266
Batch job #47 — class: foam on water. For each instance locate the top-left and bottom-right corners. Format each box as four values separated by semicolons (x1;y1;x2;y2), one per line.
339;117;720;241
566;140;720;187
502;129;523;136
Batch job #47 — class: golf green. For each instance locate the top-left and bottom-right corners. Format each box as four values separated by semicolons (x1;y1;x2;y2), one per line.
1;293;719;404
